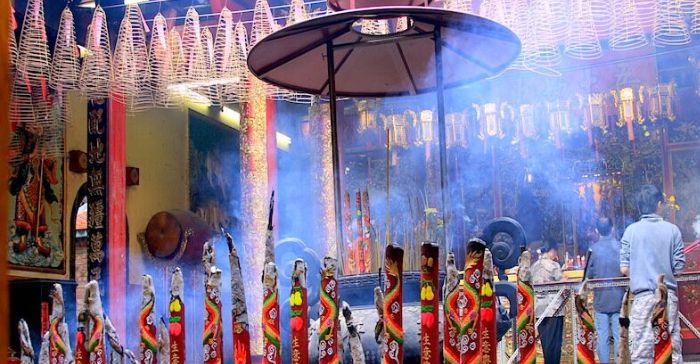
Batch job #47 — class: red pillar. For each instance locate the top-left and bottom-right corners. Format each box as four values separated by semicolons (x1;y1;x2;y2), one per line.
108;96;127;339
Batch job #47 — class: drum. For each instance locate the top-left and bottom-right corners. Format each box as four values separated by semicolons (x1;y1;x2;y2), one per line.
142;210;213;263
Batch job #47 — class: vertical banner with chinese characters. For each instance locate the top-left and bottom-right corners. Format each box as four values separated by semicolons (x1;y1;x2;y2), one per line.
87;99;108;292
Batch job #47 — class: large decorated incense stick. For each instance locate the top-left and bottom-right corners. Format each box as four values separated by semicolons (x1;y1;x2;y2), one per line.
140;275;158;364
343;191;355;274
158;318;169;364
653;275;672;364
105;316;138;364
355;191;367;273
19;319;34;364
39;283;73;364
480;249;497;364
373;286;386;351
290;259;309;364
419;242;439;364
442;252;461;364
343;302;366;364
168;268;186;364
383;244;404;363
574;292;596;364
516;251;536;364
619;289;631;364
74;320;88;364
362;190;373;271
84;281;106;364
203;267;224;364
319;256;340;364
224;230;251;364
460;239;485;364
261;192;281;364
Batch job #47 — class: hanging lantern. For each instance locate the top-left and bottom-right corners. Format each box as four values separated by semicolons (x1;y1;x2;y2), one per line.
445;112;468;148
646;83;676;122
587;93;608;131
382;113;409;148
356;99;378;133
518;104;539;139
475;103;506;140
613;87;643;126
419;109;434;143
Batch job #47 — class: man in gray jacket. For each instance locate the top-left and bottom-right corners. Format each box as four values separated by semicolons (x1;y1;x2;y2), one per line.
588;217;625;363
621;185;686;363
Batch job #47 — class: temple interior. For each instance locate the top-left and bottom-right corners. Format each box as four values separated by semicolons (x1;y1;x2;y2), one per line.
2;0;700;363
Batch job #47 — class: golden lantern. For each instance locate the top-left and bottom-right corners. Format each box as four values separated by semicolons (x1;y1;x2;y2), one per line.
475;102;506;139
612;87;643;127
419;109;435;143
356;99;378;133
646;83;676;122
518;104;538;139
587;93;608;131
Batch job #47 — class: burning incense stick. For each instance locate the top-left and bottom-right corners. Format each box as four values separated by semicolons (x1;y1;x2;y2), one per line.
224;230;251;364
169;268;186;364
461;239;486;364
139;275;158;364
318;257;339;364
290;259;309;364
420;242;439;364
516;251;536;364
383;244;404;363
480;250;497;364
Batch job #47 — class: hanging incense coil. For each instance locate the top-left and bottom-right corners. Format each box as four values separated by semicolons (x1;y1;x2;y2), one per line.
199;27;220;105
80;6;112;99
506;0;534;71
226;22;250;103
9;5;18;80
112;4;152;111
173;7;210;104
653;0;691;46
149;14;175;108
692;0;700;34
443;0;473;14
530;0;562;68
213;8;240;105
11;0;53;125
610;0;647;51
635;0;658;29
50;7;80;125
565;0;602;60
251;0;288;100
167;29;186;105
590;0;615;37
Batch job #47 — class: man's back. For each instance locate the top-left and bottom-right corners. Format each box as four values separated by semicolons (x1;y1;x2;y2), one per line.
620;214;685;294
588;237;625;313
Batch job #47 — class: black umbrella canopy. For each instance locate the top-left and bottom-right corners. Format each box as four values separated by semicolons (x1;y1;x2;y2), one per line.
247;6;521;98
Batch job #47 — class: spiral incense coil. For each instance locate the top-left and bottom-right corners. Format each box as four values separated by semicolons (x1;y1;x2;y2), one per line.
213;8;247;105
226;22;250;103
251;0;288;100
693;0;700;34
117;4;152;111
319;257;339;364
635;0;658;29
262;262;281;364
653;0;691;46
590;0;615;36
9;5;18;81
574;294;596;364
149;14;174;108
420;242;439;364
80;6;112;99
290;259;309;364
199;27;220;105
203;268;223;364
610;0;647;51
174;7;210;104
139;275;158;364
565;0;602;60
383;244;404;363
443;0;473;14
11;0;53;125
516;251;536;364
50;7;80;95
169;269;186;364
505;0;532;71
652;275;671;364
442;252;461;364
530;0;562;68
460;239;485;364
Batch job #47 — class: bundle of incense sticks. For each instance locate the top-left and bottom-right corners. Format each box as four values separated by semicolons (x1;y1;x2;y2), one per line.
442;252;461;364
383;244;404;363
319;256;339;364
139;275;158;364
461;239;486;364
225;230;251;364
420;242;439;364
290;259;309;364
516;251;536;364
480;250;497;364
43;283;72;364
652;275;671;364
74;324;88;364
84;281;105;364
169;268;186;364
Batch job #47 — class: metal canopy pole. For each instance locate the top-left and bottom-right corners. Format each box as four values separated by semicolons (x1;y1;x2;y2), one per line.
434;26;450;251
326;40;345;261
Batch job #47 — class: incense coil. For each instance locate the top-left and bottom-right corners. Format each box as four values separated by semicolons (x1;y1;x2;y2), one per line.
50;7;80;94
11;0;53;125
251;0;288;101
653;0;690;46
80;6;112;99
443;0;473;14
565;0;602;60
610;0;647;51
460;239;485;364
199;27;219;105
590;0;615;37
213;8;242;105
420;242;439;364
383;244;404;363
112;4;152;111
149;14;175;108
692;0;700;34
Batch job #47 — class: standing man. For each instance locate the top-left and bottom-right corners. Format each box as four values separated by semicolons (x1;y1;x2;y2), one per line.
587;217;625;363
620;185;685;363
532;241;565;364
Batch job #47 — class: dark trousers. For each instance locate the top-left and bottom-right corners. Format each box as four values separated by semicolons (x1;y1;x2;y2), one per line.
539;316;564;364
